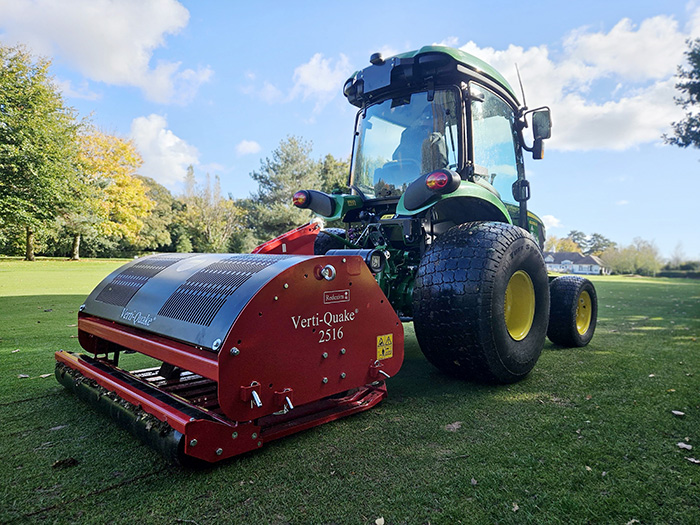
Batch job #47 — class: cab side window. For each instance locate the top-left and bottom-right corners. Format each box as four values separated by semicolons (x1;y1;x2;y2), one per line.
470;84;523;203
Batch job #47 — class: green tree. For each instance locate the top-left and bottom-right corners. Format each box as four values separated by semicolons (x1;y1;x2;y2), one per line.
246;136;350;245
0;44;81;260
549;230;615;256
665;39;700;149
246;136;320;243
133;175;176;251
601;238;662;276
180;166;245;252
631;237;663;276
566;230;586;250
584;233;615;256
601;245;636;275
318;153;349;194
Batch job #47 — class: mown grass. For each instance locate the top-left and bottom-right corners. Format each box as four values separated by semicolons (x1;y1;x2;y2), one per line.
1;257;698;524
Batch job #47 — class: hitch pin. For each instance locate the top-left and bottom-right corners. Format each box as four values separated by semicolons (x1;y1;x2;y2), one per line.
285;396;294;411
251;390;263;408
378;370;391;379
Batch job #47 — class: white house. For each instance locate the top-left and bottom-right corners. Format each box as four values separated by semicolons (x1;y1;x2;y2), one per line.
543;252;610;275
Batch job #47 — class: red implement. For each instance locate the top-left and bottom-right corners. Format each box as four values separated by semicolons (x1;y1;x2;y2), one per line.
252;221;321;255
56;252;403;464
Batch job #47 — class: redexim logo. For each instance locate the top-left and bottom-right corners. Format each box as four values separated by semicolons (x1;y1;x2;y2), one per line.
120;308;156;327
324;289;350;304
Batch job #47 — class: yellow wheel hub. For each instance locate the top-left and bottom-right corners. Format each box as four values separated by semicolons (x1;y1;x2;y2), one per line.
576;291;592;335
504;270;535;341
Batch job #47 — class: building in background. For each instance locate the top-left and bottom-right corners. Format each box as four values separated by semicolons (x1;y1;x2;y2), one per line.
544;252;610;275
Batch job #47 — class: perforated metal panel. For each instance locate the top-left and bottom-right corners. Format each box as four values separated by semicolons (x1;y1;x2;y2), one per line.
94;254;190;307
158;255;285;327
81;253;307;351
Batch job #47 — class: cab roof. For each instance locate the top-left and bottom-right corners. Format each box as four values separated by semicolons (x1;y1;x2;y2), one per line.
343;45;519;108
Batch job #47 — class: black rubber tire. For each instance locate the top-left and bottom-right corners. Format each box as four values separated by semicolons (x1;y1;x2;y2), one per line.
547;276;597;347
412;221;550;384
314;228;346;255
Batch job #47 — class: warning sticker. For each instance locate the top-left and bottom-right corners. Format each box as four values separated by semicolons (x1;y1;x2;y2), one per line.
376;334;393;360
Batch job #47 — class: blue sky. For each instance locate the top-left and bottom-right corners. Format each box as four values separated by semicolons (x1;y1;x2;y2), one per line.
1;0;699;258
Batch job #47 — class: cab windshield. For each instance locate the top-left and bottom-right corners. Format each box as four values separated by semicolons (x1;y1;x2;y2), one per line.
350;89;460;198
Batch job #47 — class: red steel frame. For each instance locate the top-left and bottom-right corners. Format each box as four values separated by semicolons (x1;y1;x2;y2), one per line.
56;350;388;463
252;221;321;255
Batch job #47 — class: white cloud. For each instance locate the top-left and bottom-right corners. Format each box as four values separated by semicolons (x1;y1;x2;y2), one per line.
690;1;700;36
616;200;630;206
200;162;226;174
542;215;562;230
458;7;700;151
53;78;100;101
259;81;284;104
0;0;212;104
241;77;283;104
563;16;686;80
374;44;401;59
129;114;199;188
235;140;262;156
436;37;460;48
290;53;353;113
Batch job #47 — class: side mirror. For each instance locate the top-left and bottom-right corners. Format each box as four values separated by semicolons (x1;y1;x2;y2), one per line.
532;138;544;160
521;107;551;159
532;109;552;140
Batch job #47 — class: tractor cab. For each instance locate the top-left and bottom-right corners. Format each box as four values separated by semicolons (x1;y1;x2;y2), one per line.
341;46;551;244
349;88;460;199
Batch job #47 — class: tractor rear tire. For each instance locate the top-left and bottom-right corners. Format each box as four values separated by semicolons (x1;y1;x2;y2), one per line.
314;228;346;255
412;221;550;384
547;276;597;347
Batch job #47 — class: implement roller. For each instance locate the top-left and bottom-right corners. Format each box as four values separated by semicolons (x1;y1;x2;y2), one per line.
56;251;403;464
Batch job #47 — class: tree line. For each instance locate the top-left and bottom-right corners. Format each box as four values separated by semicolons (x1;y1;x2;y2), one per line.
3;41;700;274
545;230;699;277
0;44;346;260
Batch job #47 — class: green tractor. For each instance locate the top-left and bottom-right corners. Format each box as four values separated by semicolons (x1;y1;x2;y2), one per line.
289;45;598;383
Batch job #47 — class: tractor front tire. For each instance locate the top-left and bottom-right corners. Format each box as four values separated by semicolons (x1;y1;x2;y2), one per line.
413;221;550;384
547;276;597;347
314;228;346;255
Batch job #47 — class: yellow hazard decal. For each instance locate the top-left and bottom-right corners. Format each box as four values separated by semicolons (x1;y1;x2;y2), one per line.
376;334;393;360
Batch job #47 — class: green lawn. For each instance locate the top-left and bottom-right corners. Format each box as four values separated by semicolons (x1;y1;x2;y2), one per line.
1;257;698;524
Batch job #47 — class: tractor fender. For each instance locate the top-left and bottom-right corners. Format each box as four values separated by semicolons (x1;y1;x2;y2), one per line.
396;181;512;225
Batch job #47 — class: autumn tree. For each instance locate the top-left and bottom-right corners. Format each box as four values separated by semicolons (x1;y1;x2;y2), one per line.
0;44;81;260
665;39;700;149
544;235;581;253
72;130;153;259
